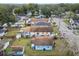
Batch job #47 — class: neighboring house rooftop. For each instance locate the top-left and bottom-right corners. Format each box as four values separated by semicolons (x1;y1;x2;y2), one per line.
35;15;46;18
0;30;4;33
0;26;7;31
31;18;49;23
30;26;52;32
16;15;28;21
73;19;79;24
20;27;31;32
20;26;52;32
0;26;3;30
10;46;24;56
11;46;24;51
33;22;51;26
31;36;54;46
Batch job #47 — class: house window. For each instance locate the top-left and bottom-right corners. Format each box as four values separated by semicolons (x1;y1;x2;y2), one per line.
47;46;49;48
43;48;46;51
37;32;39;35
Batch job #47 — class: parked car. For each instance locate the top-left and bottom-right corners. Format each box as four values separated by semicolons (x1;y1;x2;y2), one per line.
0;30;5;37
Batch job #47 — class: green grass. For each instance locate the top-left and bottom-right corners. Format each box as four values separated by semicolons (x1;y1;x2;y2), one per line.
12;38;30;46
4;48;13;55
5;27;19;36
64;19;70;25
51;24;60;36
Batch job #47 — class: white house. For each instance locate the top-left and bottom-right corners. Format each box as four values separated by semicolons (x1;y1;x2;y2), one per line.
30;32;51;37
20;26;52;37
0;40;10;51
31;18;51;24
20;27;31;37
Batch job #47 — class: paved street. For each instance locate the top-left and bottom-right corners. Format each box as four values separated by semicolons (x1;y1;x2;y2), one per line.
53;17;79;55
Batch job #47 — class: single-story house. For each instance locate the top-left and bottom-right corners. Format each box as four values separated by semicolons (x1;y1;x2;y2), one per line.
27;11;32;17
32;21;51;26
16;15;28;21
20;26;52;37
34;15;46;19
26;18;51;25
31;36;54;50
10;46;24;56
30;25;53;37
31;18;51;24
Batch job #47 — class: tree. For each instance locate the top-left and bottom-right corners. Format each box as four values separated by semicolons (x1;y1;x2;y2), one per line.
14;7;24;15
41;6;51;17
26;4;39;16
0;4;16;25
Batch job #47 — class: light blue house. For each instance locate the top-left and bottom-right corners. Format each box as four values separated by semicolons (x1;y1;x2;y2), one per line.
11;46;24;56
33;45;53;50
31;36;54;50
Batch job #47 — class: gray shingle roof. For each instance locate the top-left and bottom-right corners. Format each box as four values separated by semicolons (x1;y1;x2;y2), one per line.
33;22;51;26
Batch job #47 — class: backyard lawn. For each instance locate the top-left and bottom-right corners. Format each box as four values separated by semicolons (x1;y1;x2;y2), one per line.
12;38;30;46
5;27;19;36
9;37;73;56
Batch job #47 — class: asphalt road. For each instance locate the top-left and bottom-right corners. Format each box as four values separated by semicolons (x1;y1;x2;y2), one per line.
53;17;79;55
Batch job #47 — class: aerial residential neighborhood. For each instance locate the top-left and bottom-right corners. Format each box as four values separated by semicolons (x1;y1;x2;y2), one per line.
1;3;79;56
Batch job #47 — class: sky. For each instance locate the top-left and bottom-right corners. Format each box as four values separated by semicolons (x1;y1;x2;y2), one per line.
0;0;79;4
